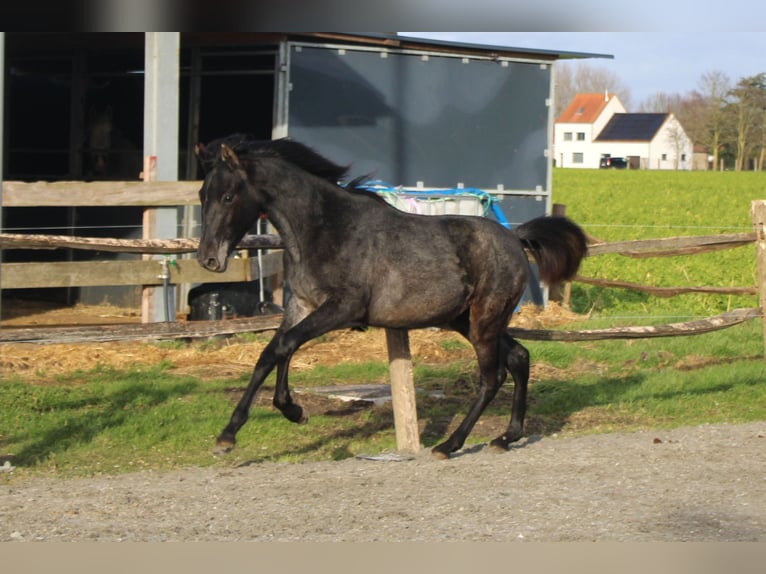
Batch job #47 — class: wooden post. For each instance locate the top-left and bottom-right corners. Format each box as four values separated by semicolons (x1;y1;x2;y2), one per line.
385;328;422;454
141;155;159;323
752;200;766;358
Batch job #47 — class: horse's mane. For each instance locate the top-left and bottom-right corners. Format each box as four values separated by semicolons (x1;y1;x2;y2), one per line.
199;134;347;183
198;134;386;202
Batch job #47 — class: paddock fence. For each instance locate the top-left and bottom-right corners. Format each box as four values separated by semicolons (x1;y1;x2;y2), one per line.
2;183;764;454
0;183;763;352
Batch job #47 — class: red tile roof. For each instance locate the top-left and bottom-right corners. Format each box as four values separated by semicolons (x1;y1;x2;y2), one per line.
556;93;616;123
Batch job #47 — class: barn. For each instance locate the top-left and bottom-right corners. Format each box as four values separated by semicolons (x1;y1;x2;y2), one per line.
0;33;610;319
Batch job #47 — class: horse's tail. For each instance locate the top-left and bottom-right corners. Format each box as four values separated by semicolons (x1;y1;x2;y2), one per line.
513;216;588;284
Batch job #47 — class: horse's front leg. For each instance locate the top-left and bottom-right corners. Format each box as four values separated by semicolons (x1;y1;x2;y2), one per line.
270;299;357;424
215;336;282;454
272;351;308;424
216;298;357;453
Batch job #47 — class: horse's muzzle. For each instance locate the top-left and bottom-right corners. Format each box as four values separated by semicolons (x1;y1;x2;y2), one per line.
200;256;225;272
197;241;230;273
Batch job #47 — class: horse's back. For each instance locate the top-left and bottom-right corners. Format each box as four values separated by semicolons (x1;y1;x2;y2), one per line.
361;210;529;328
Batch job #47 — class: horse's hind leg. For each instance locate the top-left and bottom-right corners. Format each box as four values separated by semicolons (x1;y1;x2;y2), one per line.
488;333;530;452
431;328;505;460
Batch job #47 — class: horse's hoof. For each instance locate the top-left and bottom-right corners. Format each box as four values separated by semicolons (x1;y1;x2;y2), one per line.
488;437;510;453
430;444;452;460
213;437;236;456
490;431;522;452
281;403;309;424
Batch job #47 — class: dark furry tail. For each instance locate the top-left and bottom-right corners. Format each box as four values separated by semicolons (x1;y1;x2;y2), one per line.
514;216;588;284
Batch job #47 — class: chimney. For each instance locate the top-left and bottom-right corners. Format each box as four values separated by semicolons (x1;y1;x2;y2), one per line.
605;89;609;102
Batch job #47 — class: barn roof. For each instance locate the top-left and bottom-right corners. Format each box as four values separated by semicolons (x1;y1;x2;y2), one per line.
556;93;619;123
6;33;614;64
388;33;613;61
185;33;613;62
595;113;669;141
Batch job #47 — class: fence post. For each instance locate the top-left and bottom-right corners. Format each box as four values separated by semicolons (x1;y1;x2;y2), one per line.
385;328;422;454
752;200;766;358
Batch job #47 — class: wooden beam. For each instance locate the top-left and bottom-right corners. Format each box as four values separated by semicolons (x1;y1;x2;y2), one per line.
0;315;283;344
0;252;283;289
587;232;756;258
575;275;757;297
3;308;762;345
507;307;762;341
1;180;201;207
0;233;284;253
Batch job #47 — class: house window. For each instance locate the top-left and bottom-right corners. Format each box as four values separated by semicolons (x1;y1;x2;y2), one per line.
563;132;573;141
661;153;668;161
576;132;586;141
572;152;584;164
681;154;687;161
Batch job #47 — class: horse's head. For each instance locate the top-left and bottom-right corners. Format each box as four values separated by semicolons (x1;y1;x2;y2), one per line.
86;106;114;176
196;142;262;273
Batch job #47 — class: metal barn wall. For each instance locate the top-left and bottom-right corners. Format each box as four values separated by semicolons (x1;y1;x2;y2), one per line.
282;42;554;302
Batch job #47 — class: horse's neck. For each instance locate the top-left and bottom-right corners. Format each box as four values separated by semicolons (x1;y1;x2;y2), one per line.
258;169;343;261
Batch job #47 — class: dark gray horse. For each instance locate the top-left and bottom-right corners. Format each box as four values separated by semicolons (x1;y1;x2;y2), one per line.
196;136;587;459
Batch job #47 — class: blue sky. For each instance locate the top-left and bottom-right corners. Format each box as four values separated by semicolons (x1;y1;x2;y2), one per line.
401;33;766;109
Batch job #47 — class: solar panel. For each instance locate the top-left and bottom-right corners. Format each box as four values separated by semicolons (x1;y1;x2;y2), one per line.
596;113;667;141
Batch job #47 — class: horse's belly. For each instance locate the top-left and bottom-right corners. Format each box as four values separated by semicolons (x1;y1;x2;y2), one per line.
367;279;468;328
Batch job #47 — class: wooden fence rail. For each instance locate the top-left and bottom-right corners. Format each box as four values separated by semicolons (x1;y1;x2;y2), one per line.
0;233;284;290
574;276;757;297
1;308;760;345
586;232;756;257
0;232;283;254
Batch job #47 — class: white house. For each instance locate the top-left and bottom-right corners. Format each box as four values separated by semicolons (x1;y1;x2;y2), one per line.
554;93;694;170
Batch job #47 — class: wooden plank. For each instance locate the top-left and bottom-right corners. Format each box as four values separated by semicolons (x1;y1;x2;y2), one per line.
575;275;757;297
587;232;756;258
0;252;283;289
2;180;201;207
0;233;284;253
385;328;422;454
752;200;766;357
3;308;761;345
507;308;762;341
0;315;283;344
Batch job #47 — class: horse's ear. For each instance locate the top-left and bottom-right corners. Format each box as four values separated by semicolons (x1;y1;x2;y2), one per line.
220;144;240;169
194;143;207;159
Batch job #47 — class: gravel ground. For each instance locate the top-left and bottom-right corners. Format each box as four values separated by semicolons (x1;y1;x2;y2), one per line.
3;421;764;542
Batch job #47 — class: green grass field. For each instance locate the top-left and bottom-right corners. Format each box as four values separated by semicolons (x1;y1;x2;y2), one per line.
2;168;764;476
552;169;763;317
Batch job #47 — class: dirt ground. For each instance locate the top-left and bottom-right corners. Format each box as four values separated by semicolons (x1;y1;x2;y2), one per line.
2;422;764;542
2;301;765;542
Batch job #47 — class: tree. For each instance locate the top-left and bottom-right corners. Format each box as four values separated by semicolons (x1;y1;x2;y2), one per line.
554;61;631;116
727;73;766;171
637;91;686;114
697;70;731;170
639;72;733;170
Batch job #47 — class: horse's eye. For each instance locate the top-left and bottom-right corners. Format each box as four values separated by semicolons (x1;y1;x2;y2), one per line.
223;194;234;203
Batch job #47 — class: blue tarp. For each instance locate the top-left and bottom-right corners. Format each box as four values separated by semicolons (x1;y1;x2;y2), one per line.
355;181;511;228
